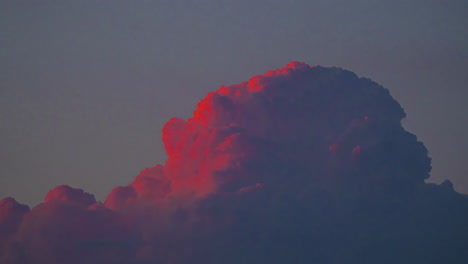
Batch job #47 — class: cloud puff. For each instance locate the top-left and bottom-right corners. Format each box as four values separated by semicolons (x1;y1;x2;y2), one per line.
0;197;29;241
1;62;466;263
44;185;97;206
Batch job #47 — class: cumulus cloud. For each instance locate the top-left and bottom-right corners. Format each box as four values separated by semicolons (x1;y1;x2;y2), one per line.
44;185;97;207
1;62;467;263
0;197;29;241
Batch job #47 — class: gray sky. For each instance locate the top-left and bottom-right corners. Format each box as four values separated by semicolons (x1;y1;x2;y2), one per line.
1;0;467;206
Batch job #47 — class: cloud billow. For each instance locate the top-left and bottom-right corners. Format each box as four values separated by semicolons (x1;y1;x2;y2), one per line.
1;62;466;264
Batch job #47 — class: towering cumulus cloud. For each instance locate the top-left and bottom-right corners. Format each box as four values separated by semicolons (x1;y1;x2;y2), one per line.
1;62;467;263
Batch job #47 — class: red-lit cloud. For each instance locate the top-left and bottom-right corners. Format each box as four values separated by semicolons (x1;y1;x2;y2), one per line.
1;62;467;263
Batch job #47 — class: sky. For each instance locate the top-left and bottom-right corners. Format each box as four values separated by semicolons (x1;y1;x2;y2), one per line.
1;2;468;262
1;0;467;207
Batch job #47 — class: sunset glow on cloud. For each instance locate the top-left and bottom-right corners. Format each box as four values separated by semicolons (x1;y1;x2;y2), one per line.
1;62;467;263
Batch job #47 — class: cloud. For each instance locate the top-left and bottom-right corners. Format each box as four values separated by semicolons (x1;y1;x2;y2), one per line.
44;185;97;207
1;62;467;263
0;197;29;241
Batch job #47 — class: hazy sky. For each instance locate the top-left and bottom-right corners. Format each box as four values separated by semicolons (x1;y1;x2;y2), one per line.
1;0;467;206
